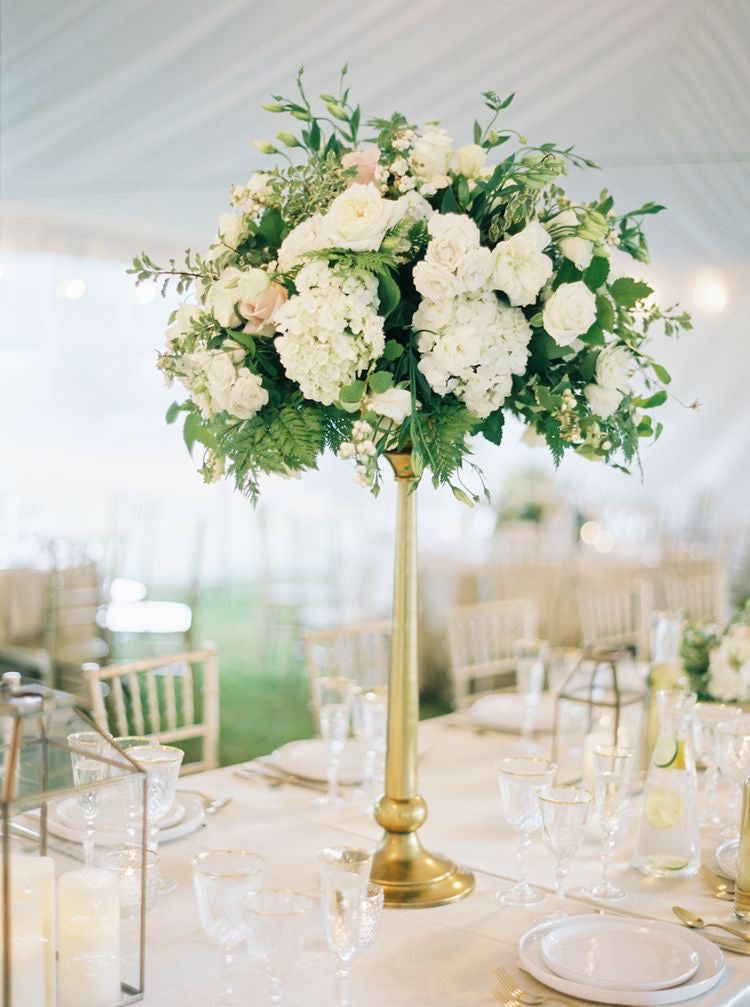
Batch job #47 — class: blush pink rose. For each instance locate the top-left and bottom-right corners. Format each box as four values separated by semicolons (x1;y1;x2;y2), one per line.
341;147;380;186
238;282;288;337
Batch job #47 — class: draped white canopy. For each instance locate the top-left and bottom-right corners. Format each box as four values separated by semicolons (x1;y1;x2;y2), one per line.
1;0;749;575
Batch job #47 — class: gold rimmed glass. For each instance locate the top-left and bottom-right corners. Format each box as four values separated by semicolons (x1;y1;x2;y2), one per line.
243;888;316;1006
68;730;108;867
128;743;184;892
319;846;372;1007
538;785;592;920
495;756;557;906
192;850;265;1007
693;703;742;828
314;676;355;808
580;745;634;902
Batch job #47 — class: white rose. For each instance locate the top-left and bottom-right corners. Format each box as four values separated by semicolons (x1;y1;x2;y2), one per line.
584;383;623;418
542;281;597;345
321;183;395;251
411;126;453;178
277;214;325;272
427;211;480;246
456;247;494;292
204;267;270;327
452;143;486;179
412;260;460;301
596;344;633;391
368;387;412;423
205;351;237;406
225;368;269;420
491;221;553;306
165;303;201;349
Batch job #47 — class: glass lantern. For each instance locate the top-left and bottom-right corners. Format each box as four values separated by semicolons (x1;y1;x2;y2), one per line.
0;675;147;1006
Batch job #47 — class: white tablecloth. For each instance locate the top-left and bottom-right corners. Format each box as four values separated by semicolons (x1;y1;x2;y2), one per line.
126;718;749;1006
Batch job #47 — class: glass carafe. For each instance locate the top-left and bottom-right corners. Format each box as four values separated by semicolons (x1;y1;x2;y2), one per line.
635;689;699;877
642;614;686;768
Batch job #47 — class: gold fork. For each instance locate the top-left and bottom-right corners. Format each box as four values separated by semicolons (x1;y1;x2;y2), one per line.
700;862;735;899
492;967;574;1006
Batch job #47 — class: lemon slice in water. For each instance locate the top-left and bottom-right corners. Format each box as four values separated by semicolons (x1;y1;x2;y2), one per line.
645;787;684;828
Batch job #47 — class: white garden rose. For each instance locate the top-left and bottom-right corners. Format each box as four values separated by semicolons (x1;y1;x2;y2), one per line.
546;209;594;271
368;387;412;423
583;382;623;418
215;213;245;249
542;281;597;346
225;368;269;420
491;221;553;306
707;626;750;702
321;183;395;251
452;143;486;179
277;214;325;272
205;350;237;406
411;126;453;180
596;344;633;391
456;247;494;292
165;303;202;350
412;259;461;301
204;266;270;327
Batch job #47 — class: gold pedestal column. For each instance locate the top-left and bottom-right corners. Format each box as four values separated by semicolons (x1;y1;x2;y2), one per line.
369;451;475;907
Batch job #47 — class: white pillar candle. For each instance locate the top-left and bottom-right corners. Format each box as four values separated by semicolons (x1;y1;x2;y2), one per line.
0;854;56;1007
58;868;121;1007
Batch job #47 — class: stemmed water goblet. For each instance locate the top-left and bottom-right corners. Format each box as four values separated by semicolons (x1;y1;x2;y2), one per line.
495;756;557;906
580;745;633;902
513;639;548;752
351;686;387;811
192;850;264;1007
127;743;184;891
113;735;157;846
68;730;108;867
318;846;372;1007
716;714;750;836
243;888;315;1006
538;785;592;920
314;676;355;808
693;703;742;828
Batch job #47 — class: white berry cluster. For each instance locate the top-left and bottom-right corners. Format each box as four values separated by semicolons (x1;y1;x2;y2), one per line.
412;215;533;418
230;172;274;214
338;419;378;485
274;261;385;405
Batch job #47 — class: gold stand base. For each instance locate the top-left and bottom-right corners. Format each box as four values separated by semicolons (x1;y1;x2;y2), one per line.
370;829;475;908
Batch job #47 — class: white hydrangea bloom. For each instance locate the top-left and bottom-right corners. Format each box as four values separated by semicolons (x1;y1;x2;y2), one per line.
707;625;750;702
274;261;385;405
491;220;553;306
414;292;532;418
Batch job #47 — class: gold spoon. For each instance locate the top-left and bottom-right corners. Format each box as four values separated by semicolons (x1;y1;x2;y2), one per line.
672;905;750;942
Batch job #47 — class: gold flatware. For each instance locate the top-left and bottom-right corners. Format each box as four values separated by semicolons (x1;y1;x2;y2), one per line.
672;905;750;942
492;967;575;1006
700;863;735;899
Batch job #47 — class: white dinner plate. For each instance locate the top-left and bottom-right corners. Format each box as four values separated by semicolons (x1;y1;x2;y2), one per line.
540;918;700;991
716;837;739;881
519;914;725;1006
267;738;366;786
467;692;557;734
56;789;186;832
44;792;205;846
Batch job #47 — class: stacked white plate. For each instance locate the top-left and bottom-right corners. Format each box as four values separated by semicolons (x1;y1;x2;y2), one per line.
518;914;725;1005
43;790;205;846
266;738;366;785
466;692;557;733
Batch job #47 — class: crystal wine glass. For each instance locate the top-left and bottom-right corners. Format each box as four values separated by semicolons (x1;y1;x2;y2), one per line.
513;639;548;752
128;743;184;891
351;686;388;811
693;703;742;828
68;730;108;867
495;756;557;905
243;888;315;1006
538;785;592;920
314;676;355;808
192;850;264;1007
580;745;633;902
319;846;372;1007
716;714;750;836
113;735;158;847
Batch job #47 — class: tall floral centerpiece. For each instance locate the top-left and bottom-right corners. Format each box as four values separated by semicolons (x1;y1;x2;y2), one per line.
133;68;690;906
682;603;750;703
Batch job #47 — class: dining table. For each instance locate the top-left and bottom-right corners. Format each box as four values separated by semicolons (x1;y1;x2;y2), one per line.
117;713;749;1006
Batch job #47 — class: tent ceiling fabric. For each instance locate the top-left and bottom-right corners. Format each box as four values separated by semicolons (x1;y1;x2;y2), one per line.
2;0;748;262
